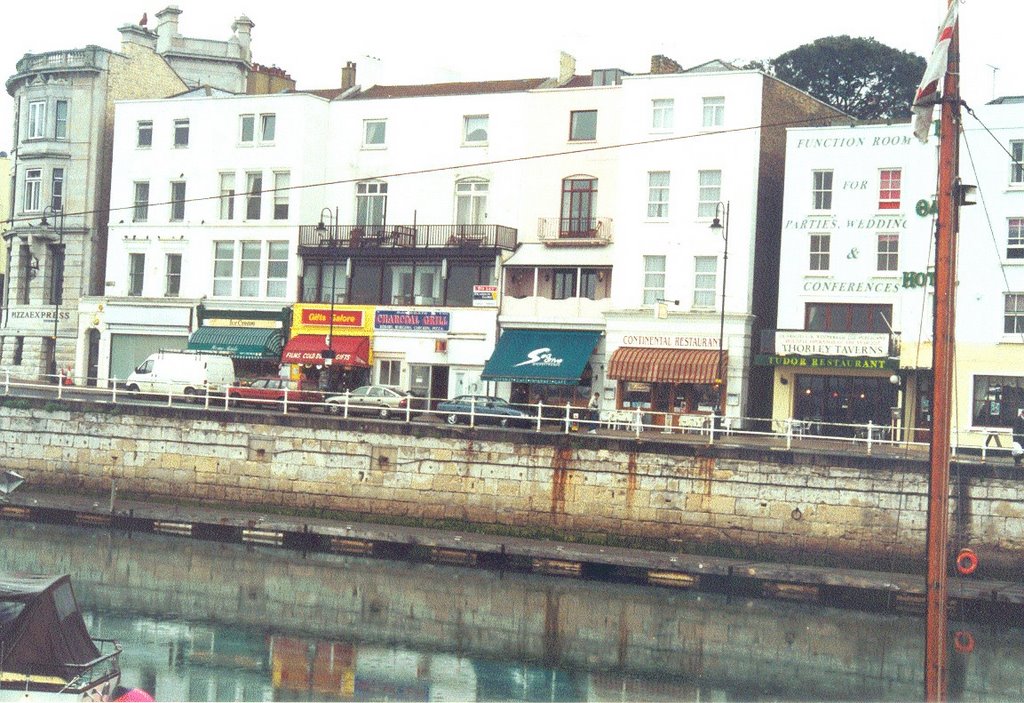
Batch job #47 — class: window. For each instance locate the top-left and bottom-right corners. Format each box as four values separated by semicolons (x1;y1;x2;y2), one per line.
173;119;189;147
379;360;401;386
642;255;666;305
1009;218;1024;259
455;179;488;225
240;114;255;143
1005;293;1024;334
245;171;262;220
50;168;64;212
580;269;603;300
24;169;41;212
28;101;45;138
877;233;899;271
648;171;670;218
651;99;673;130
12;338;23;365
1012;141;1024;184
128;253;145;296
414;264;442;305
812;170;833;210
170;181;186;221
552;269;577;300
133;182;150;222
363;119;386;147
809;233;830;271
356;181;387;226
693;256;717;308
165;253;182;297
260;113;276;142
18;245;30;304
805;303;892;333
561;178;597;236
879;168;902;210
697;170;721;218
702;97;724;127
49;243;64;306
213;242;234;296
273;172;289;220
973;375;1024;429
463;115;488;143
266;241;288;298
239;241;261;297
137;120;152;148
219;173;235;220
569;110;597;141
54;100;68;139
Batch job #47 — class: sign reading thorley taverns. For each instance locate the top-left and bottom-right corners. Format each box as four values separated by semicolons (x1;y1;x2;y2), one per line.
774;331;889;358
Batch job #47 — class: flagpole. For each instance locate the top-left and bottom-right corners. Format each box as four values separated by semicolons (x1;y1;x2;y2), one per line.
924;2;960;700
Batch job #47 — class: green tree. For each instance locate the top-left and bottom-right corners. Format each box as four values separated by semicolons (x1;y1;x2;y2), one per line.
756;36;926;120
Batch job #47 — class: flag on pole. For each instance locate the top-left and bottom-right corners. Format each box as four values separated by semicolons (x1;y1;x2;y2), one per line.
912;1;958;142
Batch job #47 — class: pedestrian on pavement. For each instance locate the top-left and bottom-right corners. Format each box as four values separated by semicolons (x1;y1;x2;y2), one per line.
587;392;601;433
1013;408;1024;465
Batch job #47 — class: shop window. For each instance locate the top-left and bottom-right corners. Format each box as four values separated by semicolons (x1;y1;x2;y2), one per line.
973;375;1024;429
378;359;401;386
794;374;898;437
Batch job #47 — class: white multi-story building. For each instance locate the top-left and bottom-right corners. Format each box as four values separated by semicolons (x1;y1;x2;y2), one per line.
772;99;1024;445
91;55;841;412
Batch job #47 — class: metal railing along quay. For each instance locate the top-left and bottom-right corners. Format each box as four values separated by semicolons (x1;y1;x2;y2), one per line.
0;368;1012;462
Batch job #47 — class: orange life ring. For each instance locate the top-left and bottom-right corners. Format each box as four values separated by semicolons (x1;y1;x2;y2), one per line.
953;630;975;653
955;548;978;576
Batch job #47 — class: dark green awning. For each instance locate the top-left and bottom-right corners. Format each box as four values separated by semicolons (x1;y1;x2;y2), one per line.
187;326;284;360
482;329;600;385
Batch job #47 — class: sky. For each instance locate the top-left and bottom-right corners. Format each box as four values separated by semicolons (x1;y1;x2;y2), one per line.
1;0;1020;152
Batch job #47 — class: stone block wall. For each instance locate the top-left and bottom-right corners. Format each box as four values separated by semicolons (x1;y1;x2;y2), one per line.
4;403;1023;573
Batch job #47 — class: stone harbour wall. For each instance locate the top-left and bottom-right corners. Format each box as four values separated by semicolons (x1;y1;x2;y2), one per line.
3;403;1023;573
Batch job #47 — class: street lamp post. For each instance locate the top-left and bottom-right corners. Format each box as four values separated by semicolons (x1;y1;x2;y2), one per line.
315;207;339;370
709;201;730;416
40;205;65;383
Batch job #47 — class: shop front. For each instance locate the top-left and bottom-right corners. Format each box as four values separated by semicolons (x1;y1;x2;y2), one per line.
607;346;724;426
187;306;289;377
283;304;374;393
481;328;601;410
762;330;899;437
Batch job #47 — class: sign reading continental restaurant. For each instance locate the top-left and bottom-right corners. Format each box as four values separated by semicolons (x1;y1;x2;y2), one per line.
374;310;450;332
774;331;888;358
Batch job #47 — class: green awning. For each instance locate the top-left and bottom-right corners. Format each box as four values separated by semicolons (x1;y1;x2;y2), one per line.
482;329;600;385
187;326;284;360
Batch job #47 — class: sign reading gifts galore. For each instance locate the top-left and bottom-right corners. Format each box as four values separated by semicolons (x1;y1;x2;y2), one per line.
300;308;364;328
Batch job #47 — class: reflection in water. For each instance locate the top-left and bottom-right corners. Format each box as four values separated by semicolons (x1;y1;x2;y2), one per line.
2;520;1023;701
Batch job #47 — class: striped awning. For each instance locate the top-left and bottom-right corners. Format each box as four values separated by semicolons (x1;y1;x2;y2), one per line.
188;326;284;360
607;347;725;384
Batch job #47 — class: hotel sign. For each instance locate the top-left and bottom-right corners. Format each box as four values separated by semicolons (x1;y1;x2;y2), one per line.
774;331;888;358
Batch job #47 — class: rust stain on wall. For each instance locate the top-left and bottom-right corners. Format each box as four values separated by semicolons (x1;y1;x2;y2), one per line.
697;456;715;495
551;447;574;515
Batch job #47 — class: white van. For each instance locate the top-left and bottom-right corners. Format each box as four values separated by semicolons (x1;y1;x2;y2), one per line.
124;350;235;397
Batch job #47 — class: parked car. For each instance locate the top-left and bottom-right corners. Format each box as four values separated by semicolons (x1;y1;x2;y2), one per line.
437;395;533;428
324;385;423;419
124;350;235;397
228;377;323;410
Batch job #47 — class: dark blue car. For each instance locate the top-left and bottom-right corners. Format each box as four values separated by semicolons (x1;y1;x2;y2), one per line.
437;395;533;428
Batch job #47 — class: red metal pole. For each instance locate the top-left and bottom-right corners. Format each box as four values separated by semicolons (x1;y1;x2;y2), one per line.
924;15;960;703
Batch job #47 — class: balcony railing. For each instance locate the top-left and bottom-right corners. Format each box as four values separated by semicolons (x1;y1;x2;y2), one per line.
537;217;613;246
15;48;106;74
298;224;517;251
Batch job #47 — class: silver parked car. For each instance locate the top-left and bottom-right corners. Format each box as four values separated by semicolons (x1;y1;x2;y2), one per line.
324;385;423;419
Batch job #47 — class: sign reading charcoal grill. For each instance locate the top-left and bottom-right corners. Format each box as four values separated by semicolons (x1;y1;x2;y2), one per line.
774;331;889;358
374;310;450;331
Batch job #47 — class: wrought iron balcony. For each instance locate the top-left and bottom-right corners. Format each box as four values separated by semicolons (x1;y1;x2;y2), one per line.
298;224;517;251
537;217;612;246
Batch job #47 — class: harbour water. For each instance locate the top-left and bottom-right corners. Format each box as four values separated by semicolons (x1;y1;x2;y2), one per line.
3;519;1024;701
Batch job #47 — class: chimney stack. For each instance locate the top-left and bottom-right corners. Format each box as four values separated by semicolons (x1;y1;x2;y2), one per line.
650;54;683;74
232;15;254;61
155;6;182;54
341;61;357;91
558;51;576;85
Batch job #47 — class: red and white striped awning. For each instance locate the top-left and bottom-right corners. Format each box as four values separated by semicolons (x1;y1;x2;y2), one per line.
607;347;725;384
